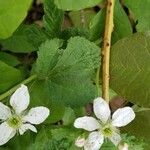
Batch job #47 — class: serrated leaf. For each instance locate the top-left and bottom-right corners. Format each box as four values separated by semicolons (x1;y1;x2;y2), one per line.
0;25;35;53
43;0;64;37
89;0;132;42
35;37;100;107
0;0;32;39
0;52;20;67
0;60;23;94
110;32;150;107
54;0;102;11
124;0;150;32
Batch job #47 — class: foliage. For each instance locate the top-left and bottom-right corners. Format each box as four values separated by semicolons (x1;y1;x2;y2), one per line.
0;0;150;149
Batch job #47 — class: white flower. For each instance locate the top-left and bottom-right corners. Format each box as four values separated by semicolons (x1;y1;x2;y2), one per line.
74;97;135;150
0;84;50;146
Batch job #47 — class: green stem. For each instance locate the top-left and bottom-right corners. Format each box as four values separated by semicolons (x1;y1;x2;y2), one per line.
0;74;37;101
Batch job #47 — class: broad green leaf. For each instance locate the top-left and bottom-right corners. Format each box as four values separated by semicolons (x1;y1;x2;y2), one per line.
123;111;150;147
124;0;150;31
35;37;100;107
89;0;132;42
110;32;150;107
0;0;32;39
0;52;20;67
0;61;23;94
0;25;35;53
54;0;102;11
43;0;64;37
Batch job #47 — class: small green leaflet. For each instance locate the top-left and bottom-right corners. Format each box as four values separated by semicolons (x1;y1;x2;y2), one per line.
43;0;64;37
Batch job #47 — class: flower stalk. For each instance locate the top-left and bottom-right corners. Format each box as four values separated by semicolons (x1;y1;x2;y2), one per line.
0;74;37;101
102;0;115;101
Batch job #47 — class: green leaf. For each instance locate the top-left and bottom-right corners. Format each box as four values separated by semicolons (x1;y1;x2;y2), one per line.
0;52;20;67
69;9;96;28
123;111;150;147
28;127;80;150
25;24;49;49
35;37;100;107
110;32;150;107
43;0;64;37
124;0;150;32
0;61;23;94
0;0;32;39
54;0;102;11
60;27;90;41
89;0;132;42
29;80;66;123
0;25;35;53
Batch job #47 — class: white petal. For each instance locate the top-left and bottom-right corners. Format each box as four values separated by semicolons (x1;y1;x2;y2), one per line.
109;132;121;146
93;97;111;124
0;102;11;120
0;122;16;146
10;84;30;114
74;116;99;131
112;107;135;127
84;132;104;150
19;124;37;135
75;136;86;147
23;107;50;124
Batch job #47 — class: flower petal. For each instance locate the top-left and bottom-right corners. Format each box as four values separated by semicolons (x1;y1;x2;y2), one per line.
112;107;135;127
23;107;50;124
93;97;111;124
84;132;104;150
109;132;121;146
0;102;11;120
10;84;30;114
0;122;16;146
74;116;99;131
19;124;37;135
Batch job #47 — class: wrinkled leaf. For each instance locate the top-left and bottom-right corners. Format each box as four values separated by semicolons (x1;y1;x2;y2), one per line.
35;37;100;107
110;32;150;107
43;0;64;37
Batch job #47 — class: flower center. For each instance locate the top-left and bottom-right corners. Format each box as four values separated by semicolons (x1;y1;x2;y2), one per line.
101;125;113;137
7;115;22;129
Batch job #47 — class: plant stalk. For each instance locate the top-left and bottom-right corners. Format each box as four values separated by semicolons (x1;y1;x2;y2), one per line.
102;0;115;101
0;74;37;101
